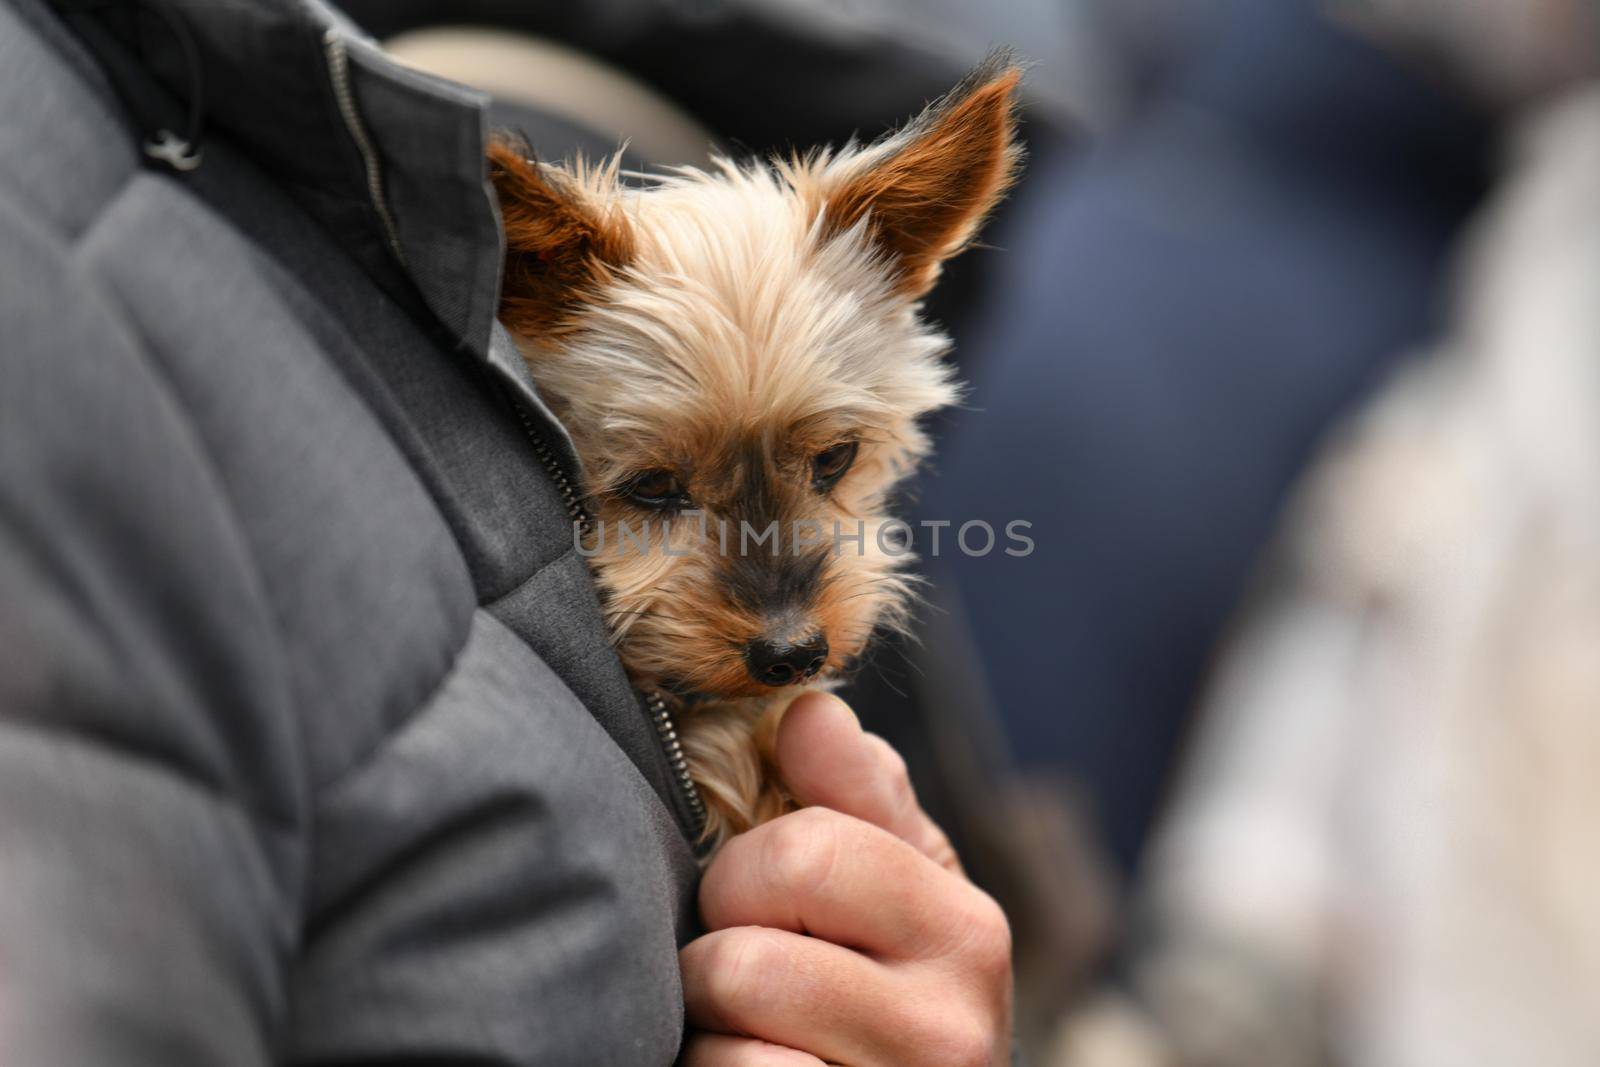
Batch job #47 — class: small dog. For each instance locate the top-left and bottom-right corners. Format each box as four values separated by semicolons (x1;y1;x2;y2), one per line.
491;55;1023;850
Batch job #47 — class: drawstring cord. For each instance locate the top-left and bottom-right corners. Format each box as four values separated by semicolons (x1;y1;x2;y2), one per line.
136;0;204;172
54;0;206;173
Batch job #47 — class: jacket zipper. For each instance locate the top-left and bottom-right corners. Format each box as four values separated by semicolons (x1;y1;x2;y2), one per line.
646;691;709;839
321;25;707;842
508;398;708;842
323;31;406;265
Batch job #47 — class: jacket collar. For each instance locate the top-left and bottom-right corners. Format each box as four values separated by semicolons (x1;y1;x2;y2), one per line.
67;0;506;360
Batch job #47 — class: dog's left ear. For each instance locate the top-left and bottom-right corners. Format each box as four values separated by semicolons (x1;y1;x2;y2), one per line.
820;53;1024;298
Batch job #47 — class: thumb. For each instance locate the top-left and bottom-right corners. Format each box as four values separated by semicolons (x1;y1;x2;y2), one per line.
775;691;962;873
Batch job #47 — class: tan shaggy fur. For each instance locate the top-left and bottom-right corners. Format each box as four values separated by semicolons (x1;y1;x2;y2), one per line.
492;54;1024;850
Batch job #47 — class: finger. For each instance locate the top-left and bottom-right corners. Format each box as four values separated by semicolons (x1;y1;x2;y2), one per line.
680;925;917;1067
680;1032;828;1066
859;732;962;873
699;805;996;960
776;691;961;871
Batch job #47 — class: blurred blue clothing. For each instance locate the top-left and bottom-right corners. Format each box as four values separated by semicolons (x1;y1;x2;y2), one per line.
925;0;1488;873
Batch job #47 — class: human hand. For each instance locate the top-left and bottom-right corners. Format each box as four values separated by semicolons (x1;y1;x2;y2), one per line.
679;692;1013;1065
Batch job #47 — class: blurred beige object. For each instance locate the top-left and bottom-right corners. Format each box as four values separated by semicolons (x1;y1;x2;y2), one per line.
1103;82;1600;1067
1048;991;1174;1067
384;28;716;166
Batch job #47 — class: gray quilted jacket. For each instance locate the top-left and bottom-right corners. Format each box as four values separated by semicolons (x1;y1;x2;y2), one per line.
0;0;701;1063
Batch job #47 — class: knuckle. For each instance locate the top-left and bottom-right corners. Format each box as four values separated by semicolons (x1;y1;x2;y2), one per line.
701;928;785;1019
760;807;845;897
866;734;917;814
927;831;962;871
958;891;1014;976
698;830;760;917
869;733;911;791
910;1003;995;1067
938;1010;998;1067
895;975;1004;1066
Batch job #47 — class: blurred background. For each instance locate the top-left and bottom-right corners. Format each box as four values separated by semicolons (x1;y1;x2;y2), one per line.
339;1;1600;1063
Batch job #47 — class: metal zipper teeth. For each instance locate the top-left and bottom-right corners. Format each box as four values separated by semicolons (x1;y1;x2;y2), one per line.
507;396;707;840
647;690;708;838
323;32;406;265
510;402;589;534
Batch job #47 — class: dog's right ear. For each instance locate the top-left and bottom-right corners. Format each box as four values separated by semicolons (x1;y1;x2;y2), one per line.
489;137;634;337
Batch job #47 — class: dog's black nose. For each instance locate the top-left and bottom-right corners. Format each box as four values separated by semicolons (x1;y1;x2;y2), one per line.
744;634;829;687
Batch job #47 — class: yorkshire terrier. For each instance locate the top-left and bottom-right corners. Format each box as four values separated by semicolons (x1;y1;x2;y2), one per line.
490;54;1023;850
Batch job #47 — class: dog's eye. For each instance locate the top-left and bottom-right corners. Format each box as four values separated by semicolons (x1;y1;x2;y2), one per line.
811;441;858;491
624;469;690;509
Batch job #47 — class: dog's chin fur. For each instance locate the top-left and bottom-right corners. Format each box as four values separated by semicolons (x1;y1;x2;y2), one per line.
494;52;1024;850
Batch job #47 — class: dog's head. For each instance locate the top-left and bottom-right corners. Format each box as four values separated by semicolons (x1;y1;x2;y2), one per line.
494;57;1023;699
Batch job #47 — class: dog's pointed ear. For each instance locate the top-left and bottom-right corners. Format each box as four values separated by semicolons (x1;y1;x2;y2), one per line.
820;54;1024;298
489;136;634;337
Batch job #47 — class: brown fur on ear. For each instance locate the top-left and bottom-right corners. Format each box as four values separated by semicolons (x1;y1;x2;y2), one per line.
822;52;1025;297
488;135;634;336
